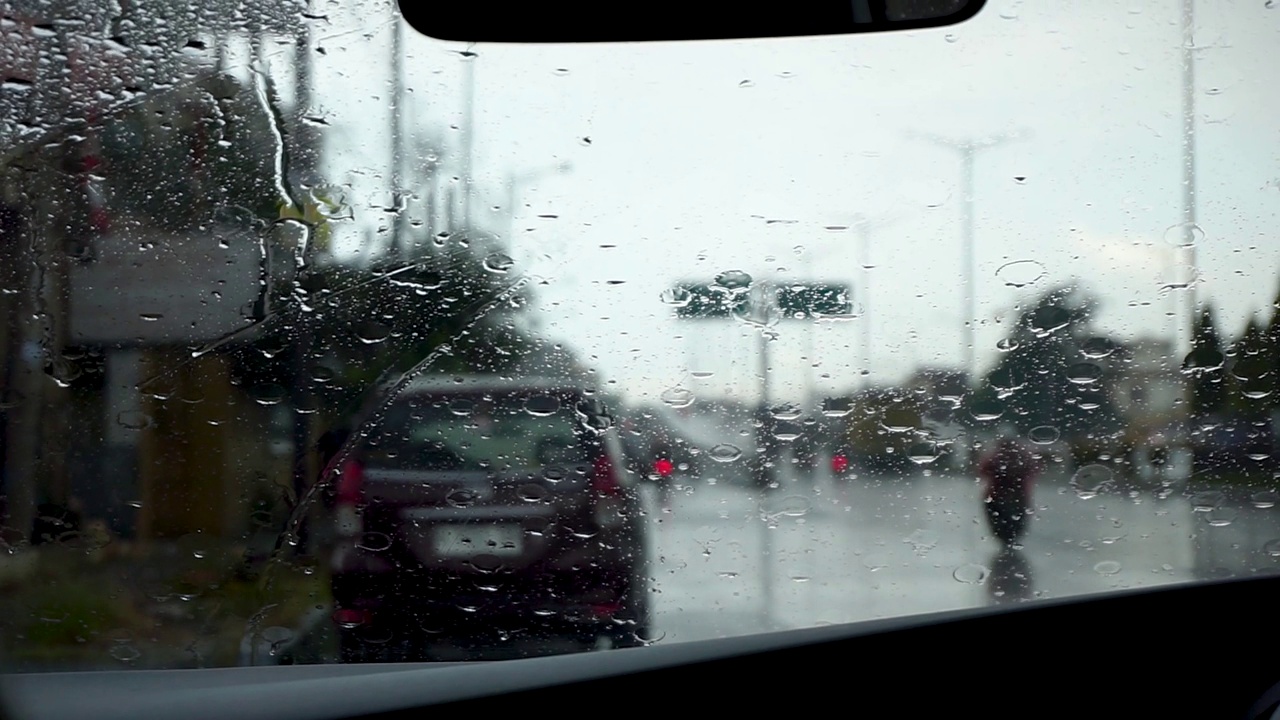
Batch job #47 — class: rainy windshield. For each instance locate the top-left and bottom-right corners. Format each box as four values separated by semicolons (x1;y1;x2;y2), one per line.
1;0;1279;670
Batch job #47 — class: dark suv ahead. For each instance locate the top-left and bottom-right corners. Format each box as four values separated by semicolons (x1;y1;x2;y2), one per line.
328;376;651;661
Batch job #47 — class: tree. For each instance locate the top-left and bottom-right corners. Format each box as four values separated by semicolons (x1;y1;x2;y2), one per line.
967;284;1122;441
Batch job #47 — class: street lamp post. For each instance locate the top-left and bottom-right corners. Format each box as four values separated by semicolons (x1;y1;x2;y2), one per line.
911;131;1021;384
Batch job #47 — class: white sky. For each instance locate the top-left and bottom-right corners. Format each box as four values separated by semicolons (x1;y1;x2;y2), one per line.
251;0;1280;406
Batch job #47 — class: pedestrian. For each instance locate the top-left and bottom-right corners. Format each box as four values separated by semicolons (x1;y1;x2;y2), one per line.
978;437;1041;545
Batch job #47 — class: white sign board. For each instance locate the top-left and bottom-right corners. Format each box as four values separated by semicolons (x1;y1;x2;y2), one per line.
70;224;267;345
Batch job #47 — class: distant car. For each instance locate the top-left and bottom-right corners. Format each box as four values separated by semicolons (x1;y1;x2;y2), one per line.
328;376;651;660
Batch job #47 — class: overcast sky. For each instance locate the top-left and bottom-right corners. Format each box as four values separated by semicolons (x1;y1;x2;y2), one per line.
242;0;1280;406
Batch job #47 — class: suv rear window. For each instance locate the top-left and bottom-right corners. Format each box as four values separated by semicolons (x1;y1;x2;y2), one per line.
369;394;588;471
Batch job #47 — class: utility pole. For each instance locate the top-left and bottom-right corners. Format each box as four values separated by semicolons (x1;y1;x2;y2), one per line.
1180;0;1198;355
460;53;476;231
389;14;405;260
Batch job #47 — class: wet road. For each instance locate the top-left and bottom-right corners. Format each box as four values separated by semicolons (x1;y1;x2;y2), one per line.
646;463;1280;646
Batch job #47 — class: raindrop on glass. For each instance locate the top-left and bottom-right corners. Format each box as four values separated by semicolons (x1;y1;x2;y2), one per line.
483;252;515;273
116;410;153;430
1065;362;1102;385
660;287;692;307
516;483;549;503
952;563;988;584
708;444;743;463
970;398;1005;422
250;383;287;406
1251;490;1278;509
660;387;695;408
524;395;561;417
769;402;803;420
1070;464;1113;499
1080;337;1116;359
1027;306;1070;336
712;270;752;291
995;260;1045;288
906;441;940;465
356;532;391;552
1093;560;1122;575
1162;222;1205;248
354;321;391;344
1028;425;1060;444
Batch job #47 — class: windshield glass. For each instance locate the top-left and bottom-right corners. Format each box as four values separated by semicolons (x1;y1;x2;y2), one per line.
1;0;1279;671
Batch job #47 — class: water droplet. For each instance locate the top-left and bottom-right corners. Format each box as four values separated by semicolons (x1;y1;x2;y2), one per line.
109;644;141;662
995;260;1045;288
772;422;803;442
769;402;803;420
139;312;163;322
250;383;287;406
660;387;694;408
970;398;1005;422
1190;490;1223;512
660;287;692;307
1070;464;1113;499
761;495;811;518
446;489;477;508
354;320;391;344
449;398;475;416
708;444;743;463
1162;222;1205;247
712;270;752;291
944;33;959;43
1182;347;1225;374
996;338;1021;352
524;395;560;417
1265;538;1280;557
632;627;666;645
1080;337;1116;359
1065;362;1103;385
1205;506;1237;527
516;483;548;502
483;253;515;273
1251;490;1278;509
952;563;988;583
989;367;1026;394
309;365;335;383
821;398;853;417
116;410;152;430
1093;560;1122;575
1027;306;1071;336
906;441;941;465
553;67;570;76
356;532;392;552
1028;425;1060;444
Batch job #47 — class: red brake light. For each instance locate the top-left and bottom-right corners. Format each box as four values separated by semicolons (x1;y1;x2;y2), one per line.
831;454;849;473
593;453;622;496
653;458;674;477
335;459;364;505
332;608;371;628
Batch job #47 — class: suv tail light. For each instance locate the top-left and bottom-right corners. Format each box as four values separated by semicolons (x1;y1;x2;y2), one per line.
653;457;674;477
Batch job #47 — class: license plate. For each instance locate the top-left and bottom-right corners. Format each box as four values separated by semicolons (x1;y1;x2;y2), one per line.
431;524;523;559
